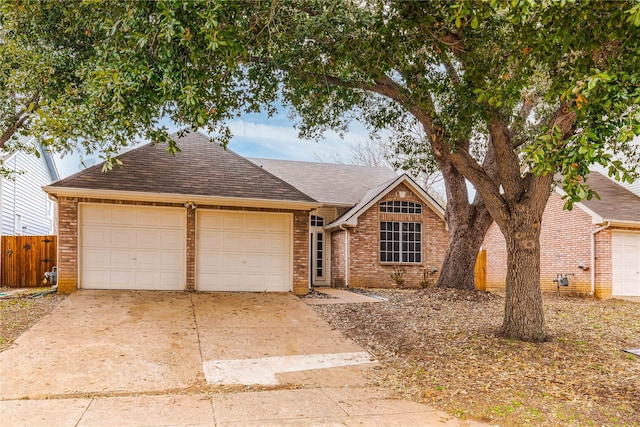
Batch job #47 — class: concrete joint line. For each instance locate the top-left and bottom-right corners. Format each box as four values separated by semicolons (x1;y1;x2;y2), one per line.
203;352;375;385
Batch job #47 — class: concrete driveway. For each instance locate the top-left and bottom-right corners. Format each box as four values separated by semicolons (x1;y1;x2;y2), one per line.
0;291;490;426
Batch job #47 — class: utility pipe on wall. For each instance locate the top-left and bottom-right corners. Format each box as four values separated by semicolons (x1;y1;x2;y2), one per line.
591;221;611;296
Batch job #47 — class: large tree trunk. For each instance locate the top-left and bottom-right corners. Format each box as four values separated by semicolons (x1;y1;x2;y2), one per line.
433;153;493;290
500;207;547;341
436;203;492;290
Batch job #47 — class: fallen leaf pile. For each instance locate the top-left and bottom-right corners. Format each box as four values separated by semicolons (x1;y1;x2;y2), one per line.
312;288;640;427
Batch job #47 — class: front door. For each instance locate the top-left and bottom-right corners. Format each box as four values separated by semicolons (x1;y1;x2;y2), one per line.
310;215;327;286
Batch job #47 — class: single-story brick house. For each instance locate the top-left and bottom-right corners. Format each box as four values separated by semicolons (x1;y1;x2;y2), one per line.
44;131;447;294
482;172;640;298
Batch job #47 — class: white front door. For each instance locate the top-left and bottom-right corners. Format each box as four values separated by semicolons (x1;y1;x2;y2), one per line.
196;210;292;292
80;204;186;290
309;215;328;286
612;231;640;296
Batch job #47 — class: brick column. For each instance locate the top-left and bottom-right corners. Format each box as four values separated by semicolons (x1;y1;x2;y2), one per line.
57;197;79;293
186;208;196;291
292;210;310;295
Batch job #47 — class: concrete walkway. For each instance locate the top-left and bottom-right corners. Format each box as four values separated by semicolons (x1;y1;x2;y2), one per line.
0;291;492;426
1;388;490;426
303;287;386;305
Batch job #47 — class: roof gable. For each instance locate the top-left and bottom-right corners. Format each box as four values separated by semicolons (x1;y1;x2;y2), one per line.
562;171;640;225
249;158;398;206
327;174;445;229
47;131;316;204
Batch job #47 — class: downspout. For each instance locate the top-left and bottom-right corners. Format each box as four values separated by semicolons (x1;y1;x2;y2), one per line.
339;224;349;288
591;221;611;296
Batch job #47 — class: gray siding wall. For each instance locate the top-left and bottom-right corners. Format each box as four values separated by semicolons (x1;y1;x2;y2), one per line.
1;148;55;236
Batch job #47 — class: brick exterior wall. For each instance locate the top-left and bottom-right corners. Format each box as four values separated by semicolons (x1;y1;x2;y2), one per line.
292;210;310;295
56;197;310;295
186;208;196;291
482;191;626;298
594;228;612;298
57;197;79;293
344;183;448;288
331;230;346;287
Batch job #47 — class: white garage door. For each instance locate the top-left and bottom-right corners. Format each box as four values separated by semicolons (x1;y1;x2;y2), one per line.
612;231;640;296
197;210;292;292
80;204;186;290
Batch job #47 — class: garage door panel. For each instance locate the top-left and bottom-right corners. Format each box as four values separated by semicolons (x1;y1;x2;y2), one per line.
222;233;245;251
245;235;268;252
198;230;224;251
268;235;289;252
223;215;244;230
80;205;186;290
109;271;134;287
198;214;224;229
111;209;137;226
110;250;135;267
612;232;640;297
83;249;109;267
245;215;268;231
82;228;111;246
222;253;244;270
111;229;135;247
268;217;289;233
81;205;112;225
197;211;292;292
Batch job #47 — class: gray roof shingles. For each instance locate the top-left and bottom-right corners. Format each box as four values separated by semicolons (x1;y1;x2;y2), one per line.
49;131;316;203
248;158;398;206
579;171;640;223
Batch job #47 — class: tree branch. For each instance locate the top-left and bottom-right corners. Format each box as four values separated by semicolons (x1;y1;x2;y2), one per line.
0;92;41;150
488;117;524;205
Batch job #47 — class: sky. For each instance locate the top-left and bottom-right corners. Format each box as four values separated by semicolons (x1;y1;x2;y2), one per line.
53;109;371;179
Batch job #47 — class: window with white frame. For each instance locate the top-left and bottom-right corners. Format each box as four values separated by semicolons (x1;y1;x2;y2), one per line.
380;200;422;214
380;221;422;263
310;215;324;226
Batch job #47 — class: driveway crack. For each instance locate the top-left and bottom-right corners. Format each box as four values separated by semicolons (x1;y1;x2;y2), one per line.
191;293;205;366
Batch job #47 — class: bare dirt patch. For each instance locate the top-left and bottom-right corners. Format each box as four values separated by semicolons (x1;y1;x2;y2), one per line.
0;288;67;352
312;288;640;427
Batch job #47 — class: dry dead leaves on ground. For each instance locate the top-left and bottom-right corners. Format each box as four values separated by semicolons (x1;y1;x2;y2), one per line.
312;288;640;427
0;288;67;352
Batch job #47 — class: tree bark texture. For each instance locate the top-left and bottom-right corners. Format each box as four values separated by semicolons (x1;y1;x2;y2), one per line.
436;210;491;290
500;207;547;341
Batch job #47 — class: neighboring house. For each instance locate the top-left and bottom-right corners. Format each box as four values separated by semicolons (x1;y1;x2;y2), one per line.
483;172;640;298
0;139;59;237
43;131;448;294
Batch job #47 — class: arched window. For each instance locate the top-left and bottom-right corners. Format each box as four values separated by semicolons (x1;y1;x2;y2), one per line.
310;215;324;226
380;200;422;214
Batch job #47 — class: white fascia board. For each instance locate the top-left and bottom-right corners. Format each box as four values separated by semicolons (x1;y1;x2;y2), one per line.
602;219;640;228
42;186;321;210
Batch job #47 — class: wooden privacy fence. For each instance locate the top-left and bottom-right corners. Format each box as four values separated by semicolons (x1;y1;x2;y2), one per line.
475;249;487;291
1;235;57;288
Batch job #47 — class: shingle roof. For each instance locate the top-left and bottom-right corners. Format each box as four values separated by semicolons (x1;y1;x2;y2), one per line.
49;131;316;203
578;171;640;223
248;158;398;206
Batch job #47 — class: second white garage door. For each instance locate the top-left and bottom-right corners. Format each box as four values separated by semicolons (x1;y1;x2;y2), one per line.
197;210;292;292
612;231;640;297
80;204;186;290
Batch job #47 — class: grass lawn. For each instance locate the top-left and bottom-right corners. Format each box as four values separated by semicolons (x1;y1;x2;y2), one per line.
312;288;640;427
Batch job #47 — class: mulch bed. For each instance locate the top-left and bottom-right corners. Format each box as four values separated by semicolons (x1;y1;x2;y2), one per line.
312;288;640;427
